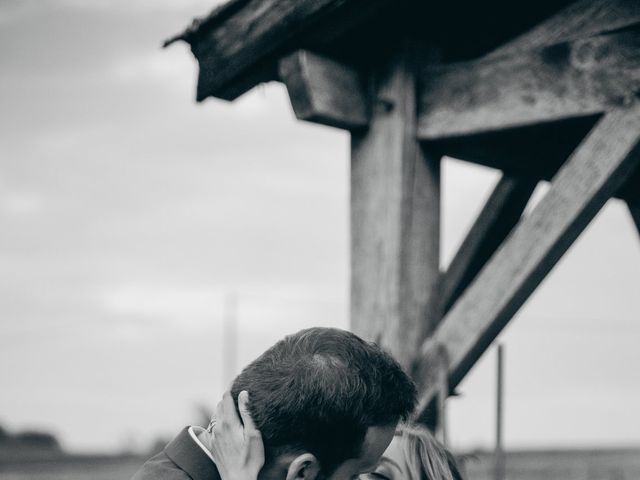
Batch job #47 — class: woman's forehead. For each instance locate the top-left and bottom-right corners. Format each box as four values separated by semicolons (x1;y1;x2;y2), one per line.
380;436;405;466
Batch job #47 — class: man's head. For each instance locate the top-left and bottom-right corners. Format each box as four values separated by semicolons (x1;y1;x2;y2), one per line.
230;327;416;480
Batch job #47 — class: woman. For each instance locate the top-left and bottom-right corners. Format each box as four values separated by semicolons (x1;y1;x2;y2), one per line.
208;392;464;480
368;425;464;480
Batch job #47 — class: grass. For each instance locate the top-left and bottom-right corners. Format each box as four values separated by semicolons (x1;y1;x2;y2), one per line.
2;448;640;480
0;455;144;480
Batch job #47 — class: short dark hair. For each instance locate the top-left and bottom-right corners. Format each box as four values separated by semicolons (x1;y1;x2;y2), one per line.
231;327;416;474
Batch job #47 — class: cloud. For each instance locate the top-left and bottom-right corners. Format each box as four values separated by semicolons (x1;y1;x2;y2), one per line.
0;0;225;21
53;0;225;14
0;191;44;216
101;283;224;324
0;1;35;24
110;47;196;86
99;282;347;331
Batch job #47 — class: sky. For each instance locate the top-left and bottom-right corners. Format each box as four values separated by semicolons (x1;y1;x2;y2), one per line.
1;0;639;454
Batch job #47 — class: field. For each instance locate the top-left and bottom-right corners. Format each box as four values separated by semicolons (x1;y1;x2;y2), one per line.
0;456;143;480
463;449;640;480
2;449;640;479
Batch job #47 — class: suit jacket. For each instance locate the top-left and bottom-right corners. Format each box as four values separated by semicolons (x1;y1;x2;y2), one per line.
132;427;221;480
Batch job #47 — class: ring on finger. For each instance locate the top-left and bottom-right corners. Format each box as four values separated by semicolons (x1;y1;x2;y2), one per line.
206;418;217;434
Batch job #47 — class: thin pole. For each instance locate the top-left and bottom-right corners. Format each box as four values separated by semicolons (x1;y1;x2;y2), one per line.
495;343;505;480
222;292;238;388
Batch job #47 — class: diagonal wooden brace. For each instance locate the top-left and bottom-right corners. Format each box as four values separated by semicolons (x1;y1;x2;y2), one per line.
441;174;537;315
413;104;640;419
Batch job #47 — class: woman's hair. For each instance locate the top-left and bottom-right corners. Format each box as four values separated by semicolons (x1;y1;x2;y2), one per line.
396;424;464;480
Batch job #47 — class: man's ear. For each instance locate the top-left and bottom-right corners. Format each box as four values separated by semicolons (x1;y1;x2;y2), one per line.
285;453;321;480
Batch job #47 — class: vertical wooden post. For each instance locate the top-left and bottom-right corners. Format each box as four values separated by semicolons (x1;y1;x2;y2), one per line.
435;358;449;445
350;45;441;373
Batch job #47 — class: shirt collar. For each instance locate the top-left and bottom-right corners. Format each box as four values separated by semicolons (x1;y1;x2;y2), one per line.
164;426;221;480
189;426;216;462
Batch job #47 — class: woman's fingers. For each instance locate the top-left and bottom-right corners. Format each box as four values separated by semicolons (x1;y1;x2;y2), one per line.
237;391;260;437
214;397;225;431
212;390;262;441
237;391;264;465
221;390;242;430
205;391;265;480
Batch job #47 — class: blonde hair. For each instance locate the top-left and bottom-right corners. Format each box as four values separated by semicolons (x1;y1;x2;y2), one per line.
396;424;463;480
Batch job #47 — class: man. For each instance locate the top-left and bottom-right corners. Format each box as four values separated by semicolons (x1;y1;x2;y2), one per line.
132;327;417;480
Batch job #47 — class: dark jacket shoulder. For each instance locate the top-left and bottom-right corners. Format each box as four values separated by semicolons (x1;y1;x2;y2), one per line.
131;427;220;480
132;450;191;480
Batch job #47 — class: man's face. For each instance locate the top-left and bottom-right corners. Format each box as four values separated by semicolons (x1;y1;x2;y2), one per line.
325;424;397;480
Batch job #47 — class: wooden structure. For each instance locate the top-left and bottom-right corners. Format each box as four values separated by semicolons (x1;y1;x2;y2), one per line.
166;0;640;428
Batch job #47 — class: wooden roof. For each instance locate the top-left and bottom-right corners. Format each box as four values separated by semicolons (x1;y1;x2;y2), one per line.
166;0;640;205
166;0;576;101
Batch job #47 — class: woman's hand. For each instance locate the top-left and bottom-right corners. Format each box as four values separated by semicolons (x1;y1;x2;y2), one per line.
208;390;265;480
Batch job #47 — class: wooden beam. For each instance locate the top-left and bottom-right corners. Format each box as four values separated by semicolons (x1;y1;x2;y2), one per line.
428;117;597;181
441;175;537;315
168;0;640;101
413;104;640;418
278;50;369;130
628;201;640;235
425;116;640;206
487;0;640;59
418;29;640;140
170;0;390;101
351;47;440;372
622;168;640;207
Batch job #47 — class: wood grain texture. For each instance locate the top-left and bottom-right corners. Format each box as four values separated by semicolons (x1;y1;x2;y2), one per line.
426;116;640;206
414;104;640;417
278;50;369;130
173;0;640;100
183;0;387;100
427;116;598;182
441;175;537;315
418;30;640;140
488;0;640;59
351;48;440;372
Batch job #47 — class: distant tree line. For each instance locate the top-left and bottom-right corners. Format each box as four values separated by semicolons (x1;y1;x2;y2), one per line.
0;423;62;462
